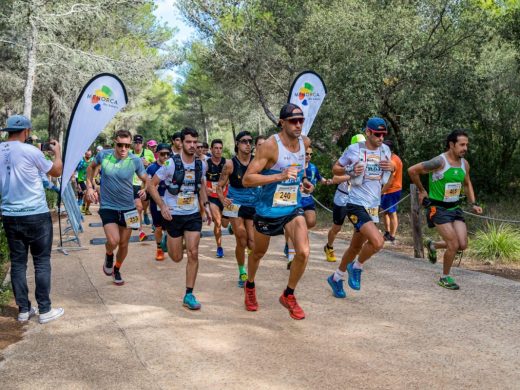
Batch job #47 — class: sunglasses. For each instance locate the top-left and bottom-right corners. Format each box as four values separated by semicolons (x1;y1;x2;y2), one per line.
287;118;305;125
116;143;132;149
159;152;170;157
239;139;253;145
371;132;387;138
306;153;313;156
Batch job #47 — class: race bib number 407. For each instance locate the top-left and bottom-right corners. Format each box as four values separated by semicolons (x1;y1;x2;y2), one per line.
272;184;298;207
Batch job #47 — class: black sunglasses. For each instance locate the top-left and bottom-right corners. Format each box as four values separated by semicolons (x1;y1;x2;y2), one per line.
239;139;253;145
306;152;313;156
159;152;170;157
287;118;305;125
116;143;132;149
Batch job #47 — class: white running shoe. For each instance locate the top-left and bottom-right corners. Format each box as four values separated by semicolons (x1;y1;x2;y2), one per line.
39;307;65;324
18;307;38;322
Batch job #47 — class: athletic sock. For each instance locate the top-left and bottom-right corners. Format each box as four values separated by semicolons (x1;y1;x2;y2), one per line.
115;261;123;269
156;242;161;249
353;260;363;270
326;243;333;249
288;249;296;262
186;287;194;295
333;269;346;282
246;280;255;289
106;252;114;258
284;286;294;297
238;265;246;275
442;274;449;278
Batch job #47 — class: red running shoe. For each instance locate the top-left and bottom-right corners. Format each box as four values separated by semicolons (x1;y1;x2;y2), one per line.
279;294;305;320
244;285;258;311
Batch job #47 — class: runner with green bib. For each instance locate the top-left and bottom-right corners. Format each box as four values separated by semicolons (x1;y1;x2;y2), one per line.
408;129;482;290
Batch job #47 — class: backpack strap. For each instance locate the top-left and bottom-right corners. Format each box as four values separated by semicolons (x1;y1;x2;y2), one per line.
194;159;203;194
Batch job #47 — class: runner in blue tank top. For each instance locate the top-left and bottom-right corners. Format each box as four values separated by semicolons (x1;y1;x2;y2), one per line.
242;103;313;320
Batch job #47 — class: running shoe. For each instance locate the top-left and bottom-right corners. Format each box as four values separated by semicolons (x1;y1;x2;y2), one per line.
238;273;247;288
324;244;337;262
383;231;392;242
327;274;346;298
80;205;86;214
160;233;168;252
438;276;460;290
279;294;305;320
183;293;201;310
143;213;151;225
84;209;92;216
246;248;252;256
155;248;165;261
216;247;224;258
284;242;289;258
113;267;124;286
103;254;114;276
138;230;146;241
244;285;258;311
425;239;437;264
347;262;362;291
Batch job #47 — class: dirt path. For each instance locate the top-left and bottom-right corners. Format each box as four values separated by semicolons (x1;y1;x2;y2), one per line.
1;210;519;389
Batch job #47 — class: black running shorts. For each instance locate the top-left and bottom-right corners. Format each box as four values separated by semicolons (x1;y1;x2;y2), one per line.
253;208;304;237
163;212;202;238
333;204;349;226
99;208;136;228
426;206;465;228
345;203;373;232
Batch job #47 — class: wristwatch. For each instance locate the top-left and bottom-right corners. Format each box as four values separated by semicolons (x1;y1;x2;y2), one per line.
204;201;210;207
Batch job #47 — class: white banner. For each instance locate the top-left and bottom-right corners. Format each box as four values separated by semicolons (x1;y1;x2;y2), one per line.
61;74;128;194
288;71;327;136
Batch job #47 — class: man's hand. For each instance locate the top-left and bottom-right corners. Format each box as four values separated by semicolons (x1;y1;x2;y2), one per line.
380;160;393;172
302;180;314;194
281;166;298;181
138;189;147;201
205;204;213;225
418;189;428;206
222;197;232;207
48;139;61;155
160;204;172;221
353;162;365;176
86;187;98;204
472;205;483;214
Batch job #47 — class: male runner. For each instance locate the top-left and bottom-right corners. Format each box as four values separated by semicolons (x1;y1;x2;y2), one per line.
381;140;403;243
171;132;182;155
324;134;365;262
206;139;230;258
132;134;155;239
285;145;331;268
202;142;210;157
147;127;212;310
146;143;171;261
408;129;482;290
327;118;394;299
217;131;258;287
86;129;148;285
76;150;93;214
196;141;209;162
242;104;313;320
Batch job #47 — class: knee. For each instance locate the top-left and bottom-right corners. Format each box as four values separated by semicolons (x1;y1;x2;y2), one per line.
459;240;468;251
307;220;316;229
295;246;310;260
187;247;199;260
371;236;385;252
169;251;183;262
446;240;459;252
107;237;119;248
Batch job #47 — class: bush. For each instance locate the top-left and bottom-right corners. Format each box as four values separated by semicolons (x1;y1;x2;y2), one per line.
470;223;520;262
0;223;12;306
45;189;58;210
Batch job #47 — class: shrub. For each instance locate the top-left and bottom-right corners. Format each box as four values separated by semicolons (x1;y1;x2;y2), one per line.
470;223;520;262
45;189;58;210
0;223;12;306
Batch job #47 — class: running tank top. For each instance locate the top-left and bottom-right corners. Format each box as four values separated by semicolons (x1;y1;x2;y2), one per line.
227;155;257;207
429;153;466;209
256;134;305;218
206;157;227;198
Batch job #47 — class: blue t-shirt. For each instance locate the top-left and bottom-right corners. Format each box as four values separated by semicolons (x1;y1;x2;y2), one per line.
95;149;145;210
301;162;322;207
147;161;167;197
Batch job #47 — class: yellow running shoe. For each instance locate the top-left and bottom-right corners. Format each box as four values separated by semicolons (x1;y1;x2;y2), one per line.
324;244;337;262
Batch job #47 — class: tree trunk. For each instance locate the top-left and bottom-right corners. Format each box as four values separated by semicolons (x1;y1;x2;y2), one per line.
249;74;277;125
231;120;236;141
199;98;208;141
47;89;66;140
23;14;38;119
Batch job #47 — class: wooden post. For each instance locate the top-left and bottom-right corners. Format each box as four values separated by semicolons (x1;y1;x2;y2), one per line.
410;184;424;258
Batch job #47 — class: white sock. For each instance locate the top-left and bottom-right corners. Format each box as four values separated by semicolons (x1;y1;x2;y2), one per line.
353;260;363;270
333;269;346;282
288;249;295;262
442;274;449;278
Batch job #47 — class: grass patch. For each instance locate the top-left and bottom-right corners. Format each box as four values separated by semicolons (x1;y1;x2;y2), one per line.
470;223;520;262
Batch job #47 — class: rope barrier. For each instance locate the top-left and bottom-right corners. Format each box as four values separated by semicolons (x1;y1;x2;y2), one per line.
461;211;520;224
311;196;334;213
311;192;410;216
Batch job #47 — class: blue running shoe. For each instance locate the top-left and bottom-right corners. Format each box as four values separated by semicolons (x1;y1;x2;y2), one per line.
216;247;224;258
183;293;201;310
284;242;289;258
237;273;247;288
327;274;346;298
347;262;362;291
160;233;168;252
143;213;151;225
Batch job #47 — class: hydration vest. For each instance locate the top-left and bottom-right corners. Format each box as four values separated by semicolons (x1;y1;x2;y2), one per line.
206;157;226;182
165;154;203;196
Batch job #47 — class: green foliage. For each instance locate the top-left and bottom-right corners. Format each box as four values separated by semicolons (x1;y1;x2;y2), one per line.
470;223;520;262
45;189;58;210
0;223;12;306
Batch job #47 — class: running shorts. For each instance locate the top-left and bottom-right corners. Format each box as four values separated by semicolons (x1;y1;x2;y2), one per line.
133;185;142;200
238;205;256;220
99;208;136;228
381;190;401;213
253;208;304;237
163;212;202;238
149;200;163;228
425;206;465;228
302;202;316;212
333;204;349;226
346;203;373;232
209;197;224;212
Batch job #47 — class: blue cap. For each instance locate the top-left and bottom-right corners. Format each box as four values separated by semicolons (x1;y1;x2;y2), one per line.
2;115;32;132
366;117;387;133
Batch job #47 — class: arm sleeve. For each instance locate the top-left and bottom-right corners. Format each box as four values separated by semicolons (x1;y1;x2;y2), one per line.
338;144;357;167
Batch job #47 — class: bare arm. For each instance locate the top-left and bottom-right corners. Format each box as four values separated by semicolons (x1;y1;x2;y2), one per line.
146;174;172;221
408;155;444;203
217;160;232;206
463;161;482;213
243;138;289;187
332;161;347;176
86;160;100;203
198;178;212;224
332;174;350;185
47;140;63;177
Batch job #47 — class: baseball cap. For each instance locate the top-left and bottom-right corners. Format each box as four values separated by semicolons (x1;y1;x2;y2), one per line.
350;134;366;145
366;117;387;133
96;145;103;152
133;134;144;143
147;139;158;147
2;115;32;132
279;103;304;120
156;143;171;153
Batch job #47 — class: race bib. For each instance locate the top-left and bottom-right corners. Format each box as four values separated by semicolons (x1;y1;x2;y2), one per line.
444;182;461;202
272;184;298;207
223;203;240;218
365;207;379;223
123;210;140;229
177;193;196;210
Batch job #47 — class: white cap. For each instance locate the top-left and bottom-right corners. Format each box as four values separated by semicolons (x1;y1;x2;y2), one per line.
96;145;103;152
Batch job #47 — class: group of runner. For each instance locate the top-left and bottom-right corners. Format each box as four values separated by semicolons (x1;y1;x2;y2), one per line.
81;104;482;320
